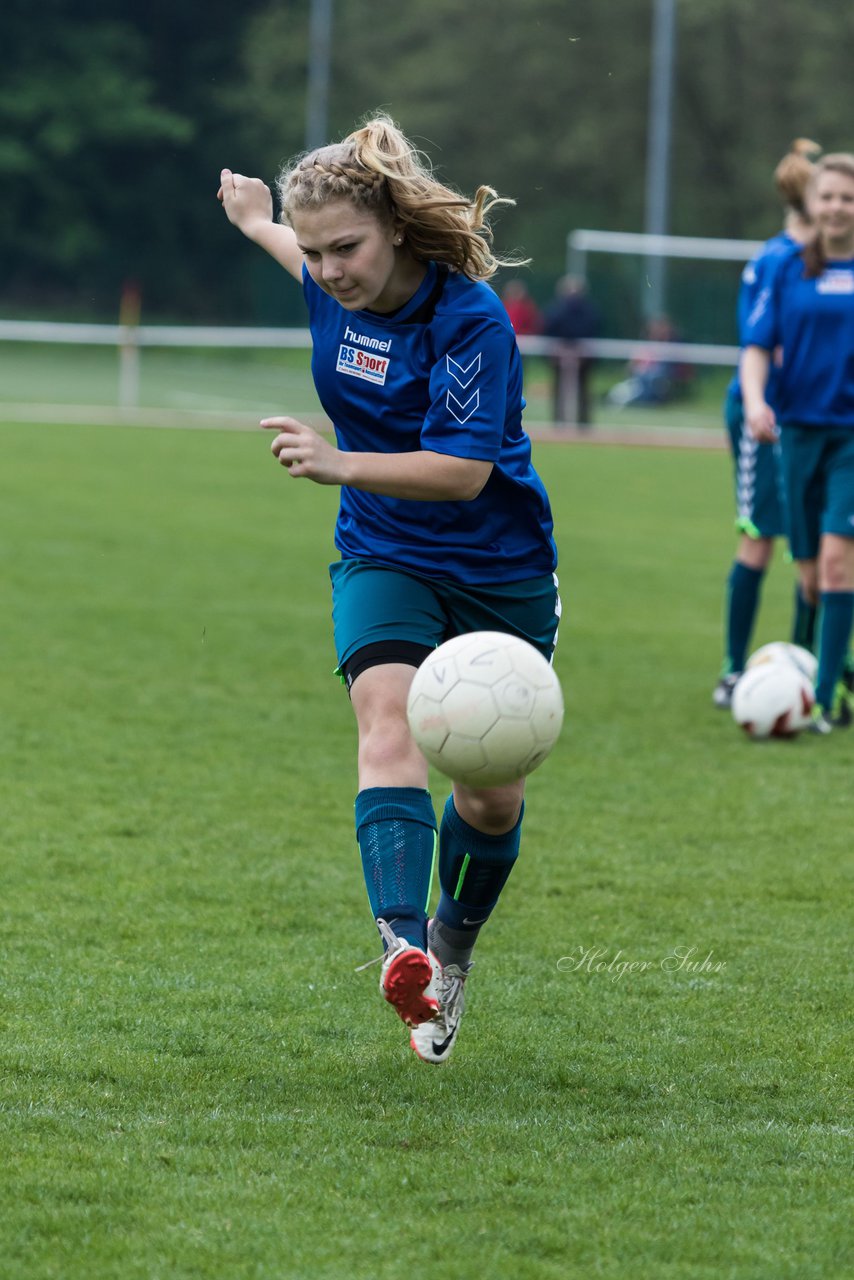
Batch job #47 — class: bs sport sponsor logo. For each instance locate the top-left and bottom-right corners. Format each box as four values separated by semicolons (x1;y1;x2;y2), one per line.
337;344;390;385
336;325;392;385
817;268;854;295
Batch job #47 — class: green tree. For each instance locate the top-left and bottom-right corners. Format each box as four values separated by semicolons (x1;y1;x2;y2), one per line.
239;0;653;299
0;0;270;317
3;0;852;330
0;2;191;308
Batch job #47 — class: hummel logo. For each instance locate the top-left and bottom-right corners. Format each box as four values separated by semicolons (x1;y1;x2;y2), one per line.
446;352;481;388
447;389;479;423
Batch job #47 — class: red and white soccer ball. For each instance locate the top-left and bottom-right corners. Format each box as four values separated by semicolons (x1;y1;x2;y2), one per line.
406;631;564;787
731;659;814;739
746;641;818;686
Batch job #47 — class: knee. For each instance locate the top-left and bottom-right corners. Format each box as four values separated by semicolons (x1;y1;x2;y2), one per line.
359;716;420;774
819;546;854;593
821;563;844;592
738;536;774;571
454;781;525;834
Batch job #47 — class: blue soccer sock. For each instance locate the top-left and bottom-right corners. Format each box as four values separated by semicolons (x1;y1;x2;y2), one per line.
724;561;764;673
815;591;854;712
354;787;437;952
791;585;817;653
431;796;522;966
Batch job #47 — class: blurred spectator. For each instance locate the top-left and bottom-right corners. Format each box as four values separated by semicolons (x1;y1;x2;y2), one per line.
605;315;694;407
543;274;601;426
500;279;543;335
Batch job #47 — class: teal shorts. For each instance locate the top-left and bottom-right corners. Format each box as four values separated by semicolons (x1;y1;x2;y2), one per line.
330;559;562;676
725;384;786;539
778;424;854;560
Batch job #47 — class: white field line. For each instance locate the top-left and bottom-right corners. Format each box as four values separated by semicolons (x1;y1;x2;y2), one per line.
0;403;324;431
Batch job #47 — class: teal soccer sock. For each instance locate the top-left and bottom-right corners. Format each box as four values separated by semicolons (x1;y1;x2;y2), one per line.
791;585;817;653
815;591;854;712
725;561;764;672
355;787;437;951
432;796;523;964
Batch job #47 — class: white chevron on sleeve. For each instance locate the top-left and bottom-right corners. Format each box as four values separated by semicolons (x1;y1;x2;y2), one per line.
446;353;482;388
447;389;480;423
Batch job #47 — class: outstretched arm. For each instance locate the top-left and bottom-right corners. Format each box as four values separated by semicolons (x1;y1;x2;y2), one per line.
217;169;304;282
261;417;493;501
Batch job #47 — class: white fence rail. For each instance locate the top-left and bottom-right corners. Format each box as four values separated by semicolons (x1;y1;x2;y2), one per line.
0;320;740;425
566;228;765;280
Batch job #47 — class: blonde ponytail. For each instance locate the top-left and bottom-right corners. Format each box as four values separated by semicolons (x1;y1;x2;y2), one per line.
277;114;526;280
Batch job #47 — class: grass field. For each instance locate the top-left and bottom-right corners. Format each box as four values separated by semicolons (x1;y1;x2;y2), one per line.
1;420;851;1279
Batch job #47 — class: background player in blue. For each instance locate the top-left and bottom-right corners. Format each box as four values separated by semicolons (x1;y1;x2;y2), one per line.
741;153;854;733
218;116;560;1062
713;139;820;710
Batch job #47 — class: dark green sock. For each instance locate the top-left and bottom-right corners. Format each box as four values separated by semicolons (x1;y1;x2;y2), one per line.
724;561;764;673
355;787;437;951
815;592;854;712
791;586;817;653
431;796;523;967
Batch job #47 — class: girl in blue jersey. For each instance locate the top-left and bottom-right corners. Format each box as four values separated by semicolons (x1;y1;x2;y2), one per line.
741;153;854;732
218;116;560;1062
713;139;819;710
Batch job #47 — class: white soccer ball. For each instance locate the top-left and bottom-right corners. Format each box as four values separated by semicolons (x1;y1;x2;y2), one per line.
731;660;814;739
746;641;818;685
406;631;564;787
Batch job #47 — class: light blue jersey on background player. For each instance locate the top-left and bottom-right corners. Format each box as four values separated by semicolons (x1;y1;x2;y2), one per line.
726;232;793;541
740;151;854;731
713;139;821;710
744;244;854;429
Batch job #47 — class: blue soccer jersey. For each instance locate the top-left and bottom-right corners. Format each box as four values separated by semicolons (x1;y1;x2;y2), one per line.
728;232;796;407
303;261;558;583
743;246;854;427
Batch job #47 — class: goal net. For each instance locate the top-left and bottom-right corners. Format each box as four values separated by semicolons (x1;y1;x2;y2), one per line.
566;229;766;345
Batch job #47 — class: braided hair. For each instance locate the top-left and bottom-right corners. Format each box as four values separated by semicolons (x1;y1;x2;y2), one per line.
276;115;525;280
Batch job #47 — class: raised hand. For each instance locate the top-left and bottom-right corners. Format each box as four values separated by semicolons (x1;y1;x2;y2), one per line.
217;169;274;236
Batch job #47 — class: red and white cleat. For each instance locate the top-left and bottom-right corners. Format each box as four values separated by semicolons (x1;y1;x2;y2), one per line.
375;918;439;1028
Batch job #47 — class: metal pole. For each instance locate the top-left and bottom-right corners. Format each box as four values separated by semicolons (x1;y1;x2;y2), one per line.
567;239;588;282
643;0;676;320
305;0;334;151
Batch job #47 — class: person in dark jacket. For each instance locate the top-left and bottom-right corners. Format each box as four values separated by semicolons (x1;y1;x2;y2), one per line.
542;274;601;426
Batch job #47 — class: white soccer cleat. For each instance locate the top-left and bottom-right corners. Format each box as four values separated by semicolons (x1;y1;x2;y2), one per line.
374;918;439;1028
409;951;472;1065
712;672;740;709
